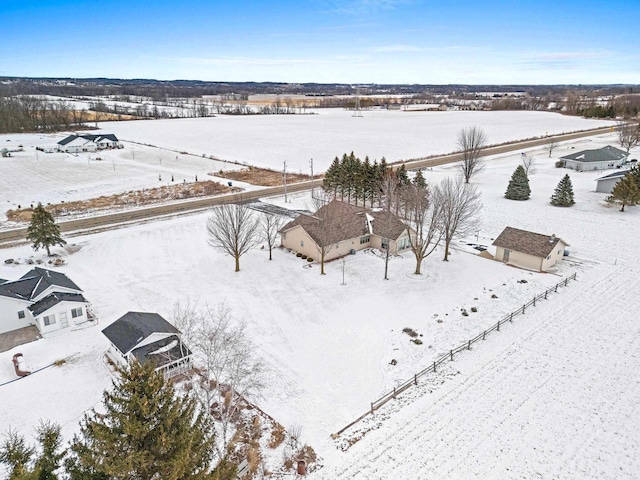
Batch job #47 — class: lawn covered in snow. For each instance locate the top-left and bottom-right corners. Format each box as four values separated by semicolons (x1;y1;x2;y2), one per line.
1;131;638;478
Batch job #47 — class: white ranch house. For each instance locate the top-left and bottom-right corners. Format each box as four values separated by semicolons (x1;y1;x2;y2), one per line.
57;133;121;153
0;267;90;336
102;312;192;379
560;145;628;172
492;227;569;272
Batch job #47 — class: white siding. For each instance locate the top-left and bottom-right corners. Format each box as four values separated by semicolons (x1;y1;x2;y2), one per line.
0;296;34;334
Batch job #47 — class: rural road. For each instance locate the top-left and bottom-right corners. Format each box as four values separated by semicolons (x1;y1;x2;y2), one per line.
0;125;614;247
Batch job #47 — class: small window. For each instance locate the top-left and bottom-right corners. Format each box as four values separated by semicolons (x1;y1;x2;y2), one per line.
43;314;56;326
300;240;304;247
360;235;370;245
71;307;83;318
18;310;25;319
382;239;389;249
546;255;551;260
282;233;286;240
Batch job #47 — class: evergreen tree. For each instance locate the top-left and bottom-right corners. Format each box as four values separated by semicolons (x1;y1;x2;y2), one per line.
606;173;640;212
0;421;65;480
505;165;531;200
66;361;218;480
413;169;426;188
26;203;66;256
396;164;410;187
322;156;341;197
628;164;640;189
550;174;575;206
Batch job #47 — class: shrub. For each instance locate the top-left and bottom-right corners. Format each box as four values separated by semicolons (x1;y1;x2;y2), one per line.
412;339;423;345
268;423;285;449
296;252;302;258
555;160;564;168
307;257;313;262
471;307;478;313
301;255;307;259
402;327;418;338
461;309;469;316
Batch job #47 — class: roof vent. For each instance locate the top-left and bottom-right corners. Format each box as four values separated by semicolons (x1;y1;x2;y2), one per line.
549;234;556;244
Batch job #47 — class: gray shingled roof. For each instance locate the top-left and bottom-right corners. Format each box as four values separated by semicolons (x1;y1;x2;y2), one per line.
280;200;407;247
57;135;79;146
0;268;81;301
28;292;87;317
102;312;180;355
492;227;568;258
596;170;629;181
561;145;628;163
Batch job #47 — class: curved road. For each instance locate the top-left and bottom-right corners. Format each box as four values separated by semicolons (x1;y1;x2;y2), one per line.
0;125;614;246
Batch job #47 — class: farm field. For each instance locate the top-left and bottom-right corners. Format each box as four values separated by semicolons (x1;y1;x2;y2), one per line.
95;109;615;173
0;131;638;478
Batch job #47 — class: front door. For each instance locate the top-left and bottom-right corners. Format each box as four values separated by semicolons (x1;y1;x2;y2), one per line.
503;248;510;262
59;312;69;328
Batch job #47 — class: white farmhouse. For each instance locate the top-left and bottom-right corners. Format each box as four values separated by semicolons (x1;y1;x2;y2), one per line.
0;267;90;336
57;133;121;153
492;227;569;272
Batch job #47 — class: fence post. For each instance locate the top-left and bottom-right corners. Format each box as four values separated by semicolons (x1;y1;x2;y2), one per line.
433;361;436;372
533;296;536;307
565;278;568;286
522;304;526;314
497;320;500;331
371;402;374;414
393;387;396;399
450;350;454;361
468;340;471;350
545;290;548;299
510;312;513;322
555;284;558;292
414;374;418;385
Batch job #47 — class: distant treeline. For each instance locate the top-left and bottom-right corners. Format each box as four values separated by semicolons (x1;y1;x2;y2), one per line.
0;96;88;133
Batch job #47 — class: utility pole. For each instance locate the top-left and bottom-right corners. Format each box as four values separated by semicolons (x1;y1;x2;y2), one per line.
283;160;288;203
310;158;314;196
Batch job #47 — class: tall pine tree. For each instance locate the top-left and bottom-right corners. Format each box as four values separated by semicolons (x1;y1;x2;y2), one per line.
505;165;531;200
65;361;219;480
26;203;66;256
606;173;640;212
550;174;575;206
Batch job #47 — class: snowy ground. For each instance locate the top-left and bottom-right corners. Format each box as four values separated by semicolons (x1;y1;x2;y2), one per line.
0;134;249;221
1;131;638;478
0;111;613;221
96;109;614;173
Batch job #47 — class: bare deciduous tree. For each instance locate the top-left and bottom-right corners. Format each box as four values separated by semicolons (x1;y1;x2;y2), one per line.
171;301;266;461
399;182;443;274
457;126;487;183
435;177;481;261
379;171;401;280
260;213;284;261
520;152;536;175
545;137;558;158
207;204;260;272
306;192;339;275
617;119;640;154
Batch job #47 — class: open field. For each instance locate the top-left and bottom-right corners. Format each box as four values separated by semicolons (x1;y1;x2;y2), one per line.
95;109;615;173
1;130;638;478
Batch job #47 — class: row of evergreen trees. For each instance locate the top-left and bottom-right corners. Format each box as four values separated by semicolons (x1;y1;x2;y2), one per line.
0;362;236;480
323;152;412;206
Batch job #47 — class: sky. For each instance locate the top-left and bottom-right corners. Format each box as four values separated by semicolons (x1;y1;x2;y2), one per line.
1;0;639;85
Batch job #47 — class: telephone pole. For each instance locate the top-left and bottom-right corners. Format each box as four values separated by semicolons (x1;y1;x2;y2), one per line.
283;160;288;203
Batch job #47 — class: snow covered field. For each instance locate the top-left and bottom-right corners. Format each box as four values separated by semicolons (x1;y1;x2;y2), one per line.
1;131;638;478
97;109;614;173
0;111;613;221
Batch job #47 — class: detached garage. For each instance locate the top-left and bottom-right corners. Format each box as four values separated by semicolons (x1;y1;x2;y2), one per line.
492;227;569;272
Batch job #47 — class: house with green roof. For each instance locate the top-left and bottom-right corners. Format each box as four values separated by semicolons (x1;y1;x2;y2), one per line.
560;145;628;172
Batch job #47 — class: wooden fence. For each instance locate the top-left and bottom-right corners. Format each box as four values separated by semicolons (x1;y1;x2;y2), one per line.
334;272;578;437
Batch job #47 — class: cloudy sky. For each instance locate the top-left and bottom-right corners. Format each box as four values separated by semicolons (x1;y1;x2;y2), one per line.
2;0;638;84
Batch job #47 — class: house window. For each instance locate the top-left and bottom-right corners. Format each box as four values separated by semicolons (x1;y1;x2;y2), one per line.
360;235;370;244
282;233;286;240
300;240;304;247
546;255;551;260
43;314;56;326
71;307;83;318
382;239;389;249
18;310;25;319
